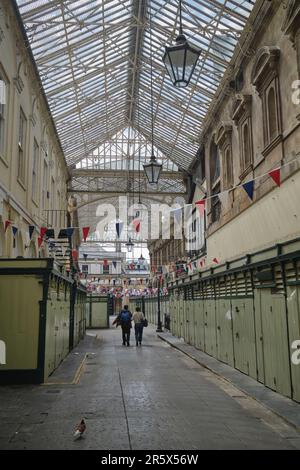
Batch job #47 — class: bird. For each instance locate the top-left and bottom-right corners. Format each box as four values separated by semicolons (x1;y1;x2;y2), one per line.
73;419;86;440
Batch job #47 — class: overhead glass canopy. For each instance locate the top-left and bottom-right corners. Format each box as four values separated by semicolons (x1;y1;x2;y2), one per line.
16;0;255;175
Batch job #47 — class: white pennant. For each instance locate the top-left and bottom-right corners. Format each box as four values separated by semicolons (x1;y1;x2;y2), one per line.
218;191;229;206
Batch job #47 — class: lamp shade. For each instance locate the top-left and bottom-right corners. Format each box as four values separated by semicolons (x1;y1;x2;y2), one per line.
143;155;162;184
126;238;134;253
163;34;201;88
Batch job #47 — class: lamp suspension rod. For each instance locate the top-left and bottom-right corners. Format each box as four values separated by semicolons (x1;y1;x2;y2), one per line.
149;0;154;156
137;70;141;204
179;0;183;35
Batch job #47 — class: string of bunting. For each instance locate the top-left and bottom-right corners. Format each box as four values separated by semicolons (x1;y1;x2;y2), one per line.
191;155;299;214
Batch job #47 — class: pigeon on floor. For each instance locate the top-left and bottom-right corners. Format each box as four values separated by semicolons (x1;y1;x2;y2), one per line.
73;419;86;440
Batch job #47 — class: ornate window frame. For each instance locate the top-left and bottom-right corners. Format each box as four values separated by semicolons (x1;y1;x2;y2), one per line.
251;47;282;155
281;0;300;77
232;94;253;180
215;123;233;190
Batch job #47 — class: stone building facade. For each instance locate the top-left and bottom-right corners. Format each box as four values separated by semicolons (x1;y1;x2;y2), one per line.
0;1;69;258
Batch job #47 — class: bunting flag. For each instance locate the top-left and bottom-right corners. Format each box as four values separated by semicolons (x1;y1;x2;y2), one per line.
40;227;48;239
130;263;135;270
112;261;117;269
66;227;74;239
133;219;141;233
218;191;229;206
115;222;123;238
269;168;281;187
195;199;206;216
29;225;35;240
12;226;18;238
173;208;182;225
38;237;43;248
213;258;220;264
242;180;254;200
103;259;108;268
72;249;78;262
53;228;60;239
82;226;90;242
5;220;11;232
193;261;197;268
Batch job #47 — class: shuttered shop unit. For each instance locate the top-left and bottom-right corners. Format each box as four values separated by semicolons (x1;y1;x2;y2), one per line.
0;259;86;384
86;295;109;328
285;260;300;402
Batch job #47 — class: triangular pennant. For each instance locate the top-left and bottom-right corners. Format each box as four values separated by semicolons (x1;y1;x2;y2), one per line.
66;227;74;239
115;222;123;238
38;237;43;248
112;261;117;269
29;225;35;240
40;227;48;239
195;199;206;216
218;191;229;206
269;168;281;187
242;180;254;200
82;226;90;242
213;258;219;264
103;259;108;267
53;228;59;240
12;226;18;238
133;219;141;233
173;208;182;225
5;220;11;232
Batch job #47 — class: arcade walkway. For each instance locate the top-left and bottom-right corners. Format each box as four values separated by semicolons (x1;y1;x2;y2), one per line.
1;324;300;450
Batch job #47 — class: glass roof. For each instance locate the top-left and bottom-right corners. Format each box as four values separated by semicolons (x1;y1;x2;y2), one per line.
16;0;255;174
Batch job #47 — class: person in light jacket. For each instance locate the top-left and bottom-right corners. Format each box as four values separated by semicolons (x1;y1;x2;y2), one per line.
132;306;145;346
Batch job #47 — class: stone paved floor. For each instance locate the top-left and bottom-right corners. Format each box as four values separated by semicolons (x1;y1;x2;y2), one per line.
1;324;300;450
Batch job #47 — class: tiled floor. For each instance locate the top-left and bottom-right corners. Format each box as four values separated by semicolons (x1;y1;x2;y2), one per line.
0;325;300;450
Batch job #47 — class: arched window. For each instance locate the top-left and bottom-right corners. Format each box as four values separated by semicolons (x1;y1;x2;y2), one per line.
267;87;277;141
243;123;251;168
210;141;220;186
224;147;233;188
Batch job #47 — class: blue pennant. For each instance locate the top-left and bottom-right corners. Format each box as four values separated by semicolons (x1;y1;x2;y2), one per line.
116;222;123;238
113;261;117;269
12;226;18;238
242;180;254;200
66;227;74;239
29;225;35;240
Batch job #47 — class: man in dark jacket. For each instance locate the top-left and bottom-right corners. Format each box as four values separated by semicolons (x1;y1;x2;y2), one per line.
114;305;132;346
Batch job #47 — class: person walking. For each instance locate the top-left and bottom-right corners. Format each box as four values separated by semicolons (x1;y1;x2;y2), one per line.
132;306;145;346
114;305;132;346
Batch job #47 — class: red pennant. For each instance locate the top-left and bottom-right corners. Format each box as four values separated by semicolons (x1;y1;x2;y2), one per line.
213;258;219;264
72;249;78;262
40;227;48;239
269;168;281;187
133;219;141;233
103;259;108;267
195;199;206;216
82;226;90;241
5;220;11;232
38;237;43;248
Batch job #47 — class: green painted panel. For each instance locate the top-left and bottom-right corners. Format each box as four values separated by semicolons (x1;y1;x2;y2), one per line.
216;299;234;366
254;290;265;384
232;298;257;379
91;300;108;328
286;286;300;402
193;300;205;351
0;276;43;371
260;290;291;398
204;299;217;357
